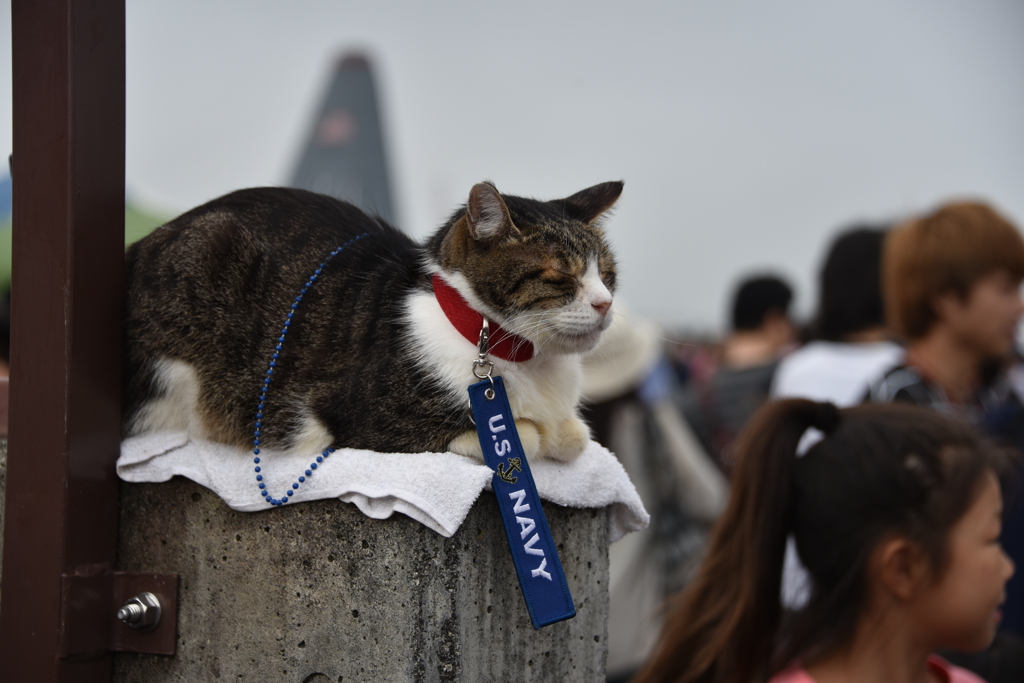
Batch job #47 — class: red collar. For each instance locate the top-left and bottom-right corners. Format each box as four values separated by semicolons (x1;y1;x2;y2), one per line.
432;274;535;362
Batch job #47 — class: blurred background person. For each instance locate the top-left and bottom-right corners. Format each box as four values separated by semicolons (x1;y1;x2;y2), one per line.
868;200;1024;681
579;307;728;683
634;400;1015;683
772;225;904;611
772;225;902;406
868;202;1024;417
679;274;795;474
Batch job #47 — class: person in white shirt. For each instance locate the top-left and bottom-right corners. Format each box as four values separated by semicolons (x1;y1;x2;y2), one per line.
772;226;902;407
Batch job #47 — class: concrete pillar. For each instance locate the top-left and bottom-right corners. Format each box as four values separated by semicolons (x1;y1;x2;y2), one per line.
113;474;610;682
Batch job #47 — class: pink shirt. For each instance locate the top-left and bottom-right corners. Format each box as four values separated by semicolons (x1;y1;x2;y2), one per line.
768;655;987;683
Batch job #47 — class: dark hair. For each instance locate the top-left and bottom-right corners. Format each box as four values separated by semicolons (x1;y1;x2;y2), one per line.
634;400;1013;683
731;275;793;331
815;226;887;341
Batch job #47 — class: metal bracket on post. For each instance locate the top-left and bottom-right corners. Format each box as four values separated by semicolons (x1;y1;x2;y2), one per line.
60;570;179;658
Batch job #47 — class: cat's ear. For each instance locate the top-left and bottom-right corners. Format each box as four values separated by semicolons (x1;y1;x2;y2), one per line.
466;182;518;241
560;181;624;224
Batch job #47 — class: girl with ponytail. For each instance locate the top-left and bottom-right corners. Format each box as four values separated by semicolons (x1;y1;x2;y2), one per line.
634;399;1015;683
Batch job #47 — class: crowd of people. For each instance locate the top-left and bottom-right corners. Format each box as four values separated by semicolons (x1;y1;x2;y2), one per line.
584;200;1024;683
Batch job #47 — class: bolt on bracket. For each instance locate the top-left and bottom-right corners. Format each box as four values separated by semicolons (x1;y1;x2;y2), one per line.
60;569;178;657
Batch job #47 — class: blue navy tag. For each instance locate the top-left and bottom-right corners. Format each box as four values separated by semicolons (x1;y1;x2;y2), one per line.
469;376;576;629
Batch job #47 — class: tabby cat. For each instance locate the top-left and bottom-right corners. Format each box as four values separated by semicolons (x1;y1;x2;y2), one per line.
123;181;622;462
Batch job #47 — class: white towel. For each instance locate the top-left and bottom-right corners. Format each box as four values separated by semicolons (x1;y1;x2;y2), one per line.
117;433;649;542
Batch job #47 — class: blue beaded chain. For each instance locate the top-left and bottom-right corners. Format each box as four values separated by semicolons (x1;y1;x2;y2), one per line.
253;233;369;507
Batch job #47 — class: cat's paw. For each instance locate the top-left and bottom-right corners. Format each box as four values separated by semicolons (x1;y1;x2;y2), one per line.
540;417;591;462
513;419;542;461
447;419;542;462
448;430;484;460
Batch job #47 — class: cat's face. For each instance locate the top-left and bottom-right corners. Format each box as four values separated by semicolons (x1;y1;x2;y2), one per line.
435;182;622;355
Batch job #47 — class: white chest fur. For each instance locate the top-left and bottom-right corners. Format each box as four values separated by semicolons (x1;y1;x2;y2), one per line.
403;288;590;462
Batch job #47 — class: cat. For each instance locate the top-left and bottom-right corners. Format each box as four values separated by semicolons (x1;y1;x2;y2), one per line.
123;180;622;463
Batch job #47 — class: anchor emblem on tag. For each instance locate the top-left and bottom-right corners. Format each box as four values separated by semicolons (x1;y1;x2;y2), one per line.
496;457;522;484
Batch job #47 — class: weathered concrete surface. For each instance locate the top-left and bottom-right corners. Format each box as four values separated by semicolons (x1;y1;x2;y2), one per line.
113;475;609;682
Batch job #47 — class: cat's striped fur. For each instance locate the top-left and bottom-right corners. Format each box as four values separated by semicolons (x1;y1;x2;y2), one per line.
123;181;622;461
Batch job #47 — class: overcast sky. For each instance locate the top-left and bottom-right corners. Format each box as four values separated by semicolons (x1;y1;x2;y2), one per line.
2;0;1023;331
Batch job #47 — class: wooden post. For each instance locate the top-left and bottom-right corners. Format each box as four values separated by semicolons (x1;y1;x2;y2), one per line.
0;0;125;680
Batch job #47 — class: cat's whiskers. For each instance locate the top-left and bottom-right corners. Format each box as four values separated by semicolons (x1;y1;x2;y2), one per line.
524;323;568;355
517;309;602;341
507;314;562;349
610;308;686;346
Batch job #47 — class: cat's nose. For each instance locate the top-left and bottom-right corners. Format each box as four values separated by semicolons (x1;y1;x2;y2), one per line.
592;299;612;317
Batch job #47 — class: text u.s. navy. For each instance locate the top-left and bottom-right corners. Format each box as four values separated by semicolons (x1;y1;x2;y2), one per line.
488;413;552;581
